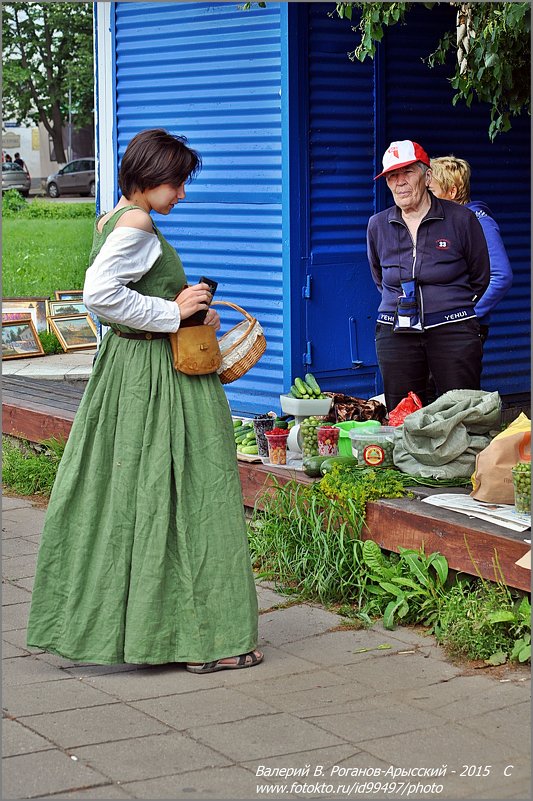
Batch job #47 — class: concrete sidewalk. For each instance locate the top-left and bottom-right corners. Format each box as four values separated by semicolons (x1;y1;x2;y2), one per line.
2;495;531;801
2;350;96;384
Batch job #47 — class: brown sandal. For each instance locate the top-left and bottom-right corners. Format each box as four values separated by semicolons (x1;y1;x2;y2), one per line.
186;649;263;674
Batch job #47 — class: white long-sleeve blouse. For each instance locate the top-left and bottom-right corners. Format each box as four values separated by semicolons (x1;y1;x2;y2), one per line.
83;227;181;332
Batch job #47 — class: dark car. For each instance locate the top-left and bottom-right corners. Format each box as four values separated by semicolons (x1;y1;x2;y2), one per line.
46;158;95;198
2;162;31;196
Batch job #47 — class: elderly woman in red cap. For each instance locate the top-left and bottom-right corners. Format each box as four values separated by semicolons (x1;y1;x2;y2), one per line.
366;140;490;412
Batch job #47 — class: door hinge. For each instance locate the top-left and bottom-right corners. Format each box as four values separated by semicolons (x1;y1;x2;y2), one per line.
303;341;312;366
302;275;312;299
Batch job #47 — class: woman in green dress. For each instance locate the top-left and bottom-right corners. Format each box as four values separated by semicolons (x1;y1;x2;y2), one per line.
27;129;262;674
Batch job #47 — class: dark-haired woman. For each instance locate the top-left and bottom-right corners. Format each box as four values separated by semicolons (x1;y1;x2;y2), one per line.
27;129;262;674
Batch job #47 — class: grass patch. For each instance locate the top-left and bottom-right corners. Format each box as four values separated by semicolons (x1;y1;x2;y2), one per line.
2;436;66;497
3;216;94;297
248;468;531;664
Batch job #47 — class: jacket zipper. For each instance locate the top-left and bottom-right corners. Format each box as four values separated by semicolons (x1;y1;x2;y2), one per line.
390;215;441;326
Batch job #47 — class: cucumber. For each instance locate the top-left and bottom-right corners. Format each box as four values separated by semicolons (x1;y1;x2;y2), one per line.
239;445;259;455
319;456;359;475
233;419;243;428
290;384;303;399
303;456;330;477
304;373;322;396
294;377;309;396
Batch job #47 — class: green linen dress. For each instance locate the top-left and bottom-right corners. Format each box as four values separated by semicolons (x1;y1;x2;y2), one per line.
26;208;258;664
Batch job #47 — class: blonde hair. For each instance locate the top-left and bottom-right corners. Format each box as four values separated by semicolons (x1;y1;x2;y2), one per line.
430;156;471;204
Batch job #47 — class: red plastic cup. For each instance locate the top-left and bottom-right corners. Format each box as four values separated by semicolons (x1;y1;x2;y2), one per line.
317;426;340;456
265;430;289;465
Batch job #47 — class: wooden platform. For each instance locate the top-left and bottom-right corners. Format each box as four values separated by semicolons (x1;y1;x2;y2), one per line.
3;375;530;592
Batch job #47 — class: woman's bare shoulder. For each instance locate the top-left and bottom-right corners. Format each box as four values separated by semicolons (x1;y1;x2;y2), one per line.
97;206;154;234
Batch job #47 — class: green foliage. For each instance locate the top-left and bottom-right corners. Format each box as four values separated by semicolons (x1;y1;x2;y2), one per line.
436;579;531;664
332;2;530;140
3;217;93;297
249;466;530;664
2;3;94;162
2;436;66;496
2;188;29;216
38;330;63;355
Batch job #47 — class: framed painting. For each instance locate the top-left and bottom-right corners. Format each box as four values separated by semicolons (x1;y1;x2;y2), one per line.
48;300;89;317
2;297;49;333
55;290;84;301
49;314;98;352
2;318;45;360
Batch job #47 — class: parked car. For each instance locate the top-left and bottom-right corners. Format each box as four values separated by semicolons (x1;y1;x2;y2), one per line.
46;158;95;198
2;162;31;197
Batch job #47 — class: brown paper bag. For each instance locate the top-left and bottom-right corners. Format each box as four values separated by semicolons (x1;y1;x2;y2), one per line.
471;413;531;504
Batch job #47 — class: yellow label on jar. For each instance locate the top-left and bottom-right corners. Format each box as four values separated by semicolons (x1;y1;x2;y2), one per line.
363;444;385;466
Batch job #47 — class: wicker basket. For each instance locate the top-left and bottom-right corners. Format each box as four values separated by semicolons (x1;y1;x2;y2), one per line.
212;300;266;384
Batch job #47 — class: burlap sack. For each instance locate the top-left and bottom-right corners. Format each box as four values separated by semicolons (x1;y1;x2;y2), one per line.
471;412;531;504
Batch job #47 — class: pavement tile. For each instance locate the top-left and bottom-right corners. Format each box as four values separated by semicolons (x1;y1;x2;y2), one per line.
330;647;461;688
256;584;294;611
131;686;278;729
73;731;230;783
309;700;443;743
22;703;172;748
122;765;278;800
278;628;455;672
2;655;70;686
2;580;32;605
9;575;35;591
1;536;40;557
361;720;528;774
1;553;37;581
2;749;108;799
4;677;118;717
399;673;531;719
2;718;54;757
459;700;531;748
2;600;31;632
188;712;346;762
81;663;226;702
37;784;133;799
242;743;364;780
2;496;33;511
258;604;346;646
2;639;31;658
237;667;347;707
1;507;46;537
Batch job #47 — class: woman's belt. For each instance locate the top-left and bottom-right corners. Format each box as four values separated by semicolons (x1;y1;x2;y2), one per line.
110;328;168;341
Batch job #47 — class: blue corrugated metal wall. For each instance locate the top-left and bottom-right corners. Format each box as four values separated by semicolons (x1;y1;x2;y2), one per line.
303;3;381;398
114;2;284;414
377;3;530;397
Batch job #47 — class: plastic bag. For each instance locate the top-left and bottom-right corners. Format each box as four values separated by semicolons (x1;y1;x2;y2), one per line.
471;412;531;504
388;391;423;427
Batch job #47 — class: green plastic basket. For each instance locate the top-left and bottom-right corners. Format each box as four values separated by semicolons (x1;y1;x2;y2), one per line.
332;420;382;456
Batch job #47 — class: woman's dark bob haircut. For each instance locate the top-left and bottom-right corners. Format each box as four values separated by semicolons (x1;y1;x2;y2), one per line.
119;129;201;197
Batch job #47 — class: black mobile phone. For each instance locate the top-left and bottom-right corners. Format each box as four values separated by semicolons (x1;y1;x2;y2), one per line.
186;276;218;325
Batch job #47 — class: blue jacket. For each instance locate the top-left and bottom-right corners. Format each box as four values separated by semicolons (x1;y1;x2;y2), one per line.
367;193;490;328
467;200;513;325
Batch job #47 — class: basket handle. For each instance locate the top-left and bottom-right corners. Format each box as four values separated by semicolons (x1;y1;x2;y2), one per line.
211;300;260;355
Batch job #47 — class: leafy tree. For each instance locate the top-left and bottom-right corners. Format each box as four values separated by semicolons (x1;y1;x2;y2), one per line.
2;2;94;164
333;2;530;140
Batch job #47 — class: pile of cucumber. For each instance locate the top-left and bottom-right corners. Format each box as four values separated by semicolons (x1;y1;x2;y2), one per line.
289;373;328;399
233;420;258;455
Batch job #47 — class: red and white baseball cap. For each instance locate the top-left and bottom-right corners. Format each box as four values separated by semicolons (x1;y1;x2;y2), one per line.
374;140;430;180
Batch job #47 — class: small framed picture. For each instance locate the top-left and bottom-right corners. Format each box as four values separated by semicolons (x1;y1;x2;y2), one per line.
49;314;98;352
48;299;89;317
55;290;84;301
2;297;49;333
2;318;45;360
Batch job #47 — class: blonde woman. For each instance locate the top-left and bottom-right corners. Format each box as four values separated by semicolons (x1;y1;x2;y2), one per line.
429;156;512;343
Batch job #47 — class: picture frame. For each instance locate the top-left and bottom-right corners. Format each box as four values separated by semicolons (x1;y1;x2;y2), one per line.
2;297;49;333
55;290;84;301
48;300;89;318
49;314;98;352
2;318;45;360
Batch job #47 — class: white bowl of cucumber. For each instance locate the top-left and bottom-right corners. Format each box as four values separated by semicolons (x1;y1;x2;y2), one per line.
280;394;332;419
